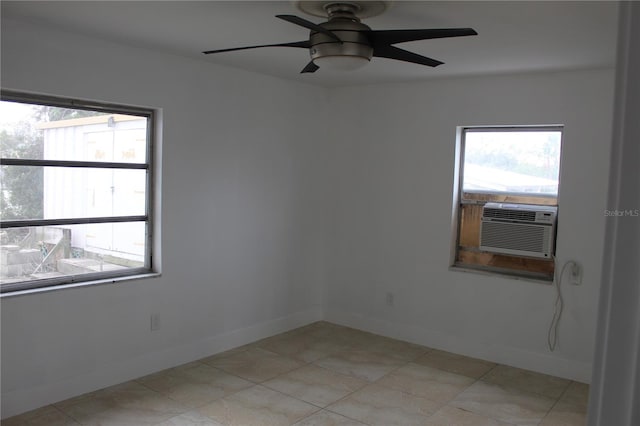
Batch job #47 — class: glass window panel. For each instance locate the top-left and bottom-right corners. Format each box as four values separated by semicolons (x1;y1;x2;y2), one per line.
1;93;154;293
0;101;147;163
462;130;561;196
1;166;147;221
0;223;147;288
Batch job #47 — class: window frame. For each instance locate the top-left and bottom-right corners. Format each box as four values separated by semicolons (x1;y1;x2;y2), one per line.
452;125;563;281
0;90;157;294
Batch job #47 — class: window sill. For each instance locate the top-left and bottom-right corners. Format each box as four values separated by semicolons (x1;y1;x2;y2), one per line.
449;264;553;284
0;272;161;298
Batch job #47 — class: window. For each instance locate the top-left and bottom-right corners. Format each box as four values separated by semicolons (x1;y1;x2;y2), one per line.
453;126;562;280
0;91;156;293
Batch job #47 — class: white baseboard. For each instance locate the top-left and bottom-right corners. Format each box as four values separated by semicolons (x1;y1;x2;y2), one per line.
2;305;593;419
325;309;592;383
1;306;323;419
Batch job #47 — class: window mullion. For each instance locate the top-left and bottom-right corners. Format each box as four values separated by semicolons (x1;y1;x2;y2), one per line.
0;158;148;170
1;216;148;229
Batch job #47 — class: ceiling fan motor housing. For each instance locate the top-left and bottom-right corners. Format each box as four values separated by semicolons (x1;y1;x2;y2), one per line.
309;7;374;66
309;18;373;61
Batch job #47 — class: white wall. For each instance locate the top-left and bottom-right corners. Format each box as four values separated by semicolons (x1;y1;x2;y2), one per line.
0;19;328;418
324;69;614;383
0;13;617;420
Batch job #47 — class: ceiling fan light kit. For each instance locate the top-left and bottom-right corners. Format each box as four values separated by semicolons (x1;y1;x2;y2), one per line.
203;0;477;73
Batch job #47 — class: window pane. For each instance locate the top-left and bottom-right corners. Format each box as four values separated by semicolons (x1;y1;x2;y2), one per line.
1;93;154;292
0;102;43;159
0;101;147;163
0;223;147;287
0;164;44;220
463;130;561;196
1;166;147;221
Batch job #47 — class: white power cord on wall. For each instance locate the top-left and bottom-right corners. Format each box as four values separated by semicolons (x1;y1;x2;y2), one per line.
548;260;579;351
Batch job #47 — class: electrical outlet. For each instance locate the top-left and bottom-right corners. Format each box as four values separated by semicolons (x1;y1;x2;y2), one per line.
385;292;394;307
570;262;582;285
150;314;160;331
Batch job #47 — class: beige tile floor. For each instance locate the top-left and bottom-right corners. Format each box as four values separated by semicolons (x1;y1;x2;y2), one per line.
2;322;589;426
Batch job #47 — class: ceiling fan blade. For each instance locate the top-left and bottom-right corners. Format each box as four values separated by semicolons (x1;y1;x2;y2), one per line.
276;14;342;43
203;40;310;55
368;28;477;46
300;61;319;74
373;44;444;67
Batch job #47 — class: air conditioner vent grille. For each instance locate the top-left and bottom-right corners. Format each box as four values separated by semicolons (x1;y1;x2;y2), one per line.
483;208;537;222
481;222;547;254
480;203;556;258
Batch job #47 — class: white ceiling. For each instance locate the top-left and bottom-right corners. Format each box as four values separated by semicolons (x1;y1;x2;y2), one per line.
1;1;619;87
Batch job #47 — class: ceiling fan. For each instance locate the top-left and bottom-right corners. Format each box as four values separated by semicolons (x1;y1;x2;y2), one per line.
202;0;477;73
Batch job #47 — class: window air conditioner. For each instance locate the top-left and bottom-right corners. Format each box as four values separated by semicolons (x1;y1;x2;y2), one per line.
480;203;557;259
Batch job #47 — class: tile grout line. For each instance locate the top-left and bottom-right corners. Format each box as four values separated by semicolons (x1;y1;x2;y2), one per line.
538;379;575;423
